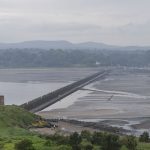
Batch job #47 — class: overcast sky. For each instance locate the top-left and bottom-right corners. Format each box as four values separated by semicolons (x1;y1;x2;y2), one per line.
0;0;150;46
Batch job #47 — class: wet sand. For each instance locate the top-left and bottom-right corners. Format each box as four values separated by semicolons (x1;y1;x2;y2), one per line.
39;68;150;134
1;67;150;134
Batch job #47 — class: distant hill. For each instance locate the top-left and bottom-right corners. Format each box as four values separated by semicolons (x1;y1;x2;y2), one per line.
0;40;74;50
0;40;149;50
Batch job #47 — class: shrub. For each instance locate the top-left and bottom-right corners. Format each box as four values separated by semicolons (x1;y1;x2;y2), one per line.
69;132;82;145
69;132;82;150
81;130;92;141
124;135;137;150
57;145;72;150
101;133;121;150
0;144;3;149
91;132;104;145
44;140;52;146
85;144;93;150
72;145;81;150
46;133;69;145
139;132;149;143
15;139;35;150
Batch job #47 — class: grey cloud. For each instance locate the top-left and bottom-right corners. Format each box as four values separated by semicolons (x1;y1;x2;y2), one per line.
0;0;150;45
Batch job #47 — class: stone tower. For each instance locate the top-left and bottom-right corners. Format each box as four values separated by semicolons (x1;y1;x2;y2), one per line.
0;96;4;105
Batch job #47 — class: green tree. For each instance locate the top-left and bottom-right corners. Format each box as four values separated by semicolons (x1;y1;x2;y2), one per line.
91;132;104;145
47;133;69;145
124;135;137;150
139;132;149;143
101;134;121;150
69;132;82;150
15;139;35;150
81;130;92;141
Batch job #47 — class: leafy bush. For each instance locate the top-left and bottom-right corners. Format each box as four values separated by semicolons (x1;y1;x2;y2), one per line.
124;135;137;150
91;132;104;145
69;132;82;150
85;144;93;150
81;130;92;141
56;145;72;150
101;133;121;150
46;133;69;145
15;139;35;150
44;140;53;146
139;132;149;143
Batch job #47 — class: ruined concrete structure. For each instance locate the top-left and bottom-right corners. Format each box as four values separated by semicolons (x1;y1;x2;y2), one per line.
0;96;4;105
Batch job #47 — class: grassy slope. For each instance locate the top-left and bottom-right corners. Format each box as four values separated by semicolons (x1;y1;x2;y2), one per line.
0;106;50;149
0;105;40;138
0;105;39;128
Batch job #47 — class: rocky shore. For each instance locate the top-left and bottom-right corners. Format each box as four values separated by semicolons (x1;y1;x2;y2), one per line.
46;119;129;135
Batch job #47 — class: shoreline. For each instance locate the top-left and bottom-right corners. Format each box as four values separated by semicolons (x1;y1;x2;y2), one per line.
30;118;130;136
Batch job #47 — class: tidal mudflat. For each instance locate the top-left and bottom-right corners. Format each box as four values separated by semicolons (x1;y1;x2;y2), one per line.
1;67;150;134
40;68;150;134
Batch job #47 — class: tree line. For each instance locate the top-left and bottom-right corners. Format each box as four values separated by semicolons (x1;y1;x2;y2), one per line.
0;49;150;68
14;131;150;150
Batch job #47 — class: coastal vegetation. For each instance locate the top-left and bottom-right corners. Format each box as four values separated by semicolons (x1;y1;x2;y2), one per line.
0;105;150;150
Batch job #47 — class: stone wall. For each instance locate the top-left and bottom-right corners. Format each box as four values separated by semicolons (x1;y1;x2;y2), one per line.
21;70;109;112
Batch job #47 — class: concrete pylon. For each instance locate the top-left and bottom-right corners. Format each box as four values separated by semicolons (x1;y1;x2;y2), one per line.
0;96;4;105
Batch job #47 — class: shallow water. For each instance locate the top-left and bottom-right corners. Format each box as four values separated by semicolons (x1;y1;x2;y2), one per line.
0;68;96;105
0;81;67;105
